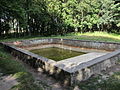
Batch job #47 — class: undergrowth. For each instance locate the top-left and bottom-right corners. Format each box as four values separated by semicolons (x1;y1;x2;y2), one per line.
79;72;120;90
0;46;45;90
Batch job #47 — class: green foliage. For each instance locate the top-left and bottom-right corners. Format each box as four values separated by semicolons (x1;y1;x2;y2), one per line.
113;3;120;27
0;46;44;90
0;0;120;37
12;72;41;90
79;72;120;90
0;47;26;74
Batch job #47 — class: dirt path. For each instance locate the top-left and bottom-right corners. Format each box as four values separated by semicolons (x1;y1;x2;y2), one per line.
0;74;18;90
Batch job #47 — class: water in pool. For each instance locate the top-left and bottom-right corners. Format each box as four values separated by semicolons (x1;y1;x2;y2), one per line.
30;47;86;61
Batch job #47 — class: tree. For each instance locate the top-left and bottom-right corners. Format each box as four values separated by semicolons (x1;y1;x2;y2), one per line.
0;0;120;38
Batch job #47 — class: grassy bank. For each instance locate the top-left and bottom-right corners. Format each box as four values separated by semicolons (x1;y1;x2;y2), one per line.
0;31;120;43
0;46;45;90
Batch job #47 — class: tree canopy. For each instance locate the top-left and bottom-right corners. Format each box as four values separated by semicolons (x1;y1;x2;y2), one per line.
0;0;120;37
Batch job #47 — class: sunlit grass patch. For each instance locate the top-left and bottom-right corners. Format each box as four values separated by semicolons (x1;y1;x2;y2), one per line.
61;31;120;42
0;31;120;43
82;32;120;40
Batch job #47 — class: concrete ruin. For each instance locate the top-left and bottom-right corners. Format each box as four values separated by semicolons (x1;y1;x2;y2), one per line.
1;38;120;86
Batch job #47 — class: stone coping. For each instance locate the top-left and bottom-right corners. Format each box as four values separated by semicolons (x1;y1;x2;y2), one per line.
1;39;120;74
2;38;120;45
59;38;120;44
24;44;109;53
65;49;120;73
26;38;119;45
2;43;56;64
55;52;108;72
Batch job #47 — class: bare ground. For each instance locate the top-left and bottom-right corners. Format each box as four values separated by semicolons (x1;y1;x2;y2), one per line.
0;74;18;90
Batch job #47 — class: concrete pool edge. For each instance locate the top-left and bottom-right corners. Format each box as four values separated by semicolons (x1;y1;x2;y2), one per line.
1;38;120;86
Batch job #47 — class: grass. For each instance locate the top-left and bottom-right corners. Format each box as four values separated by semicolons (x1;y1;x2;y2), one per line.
0;46;47;90
78;72;120;90
60;31;120;43
0;31;120;43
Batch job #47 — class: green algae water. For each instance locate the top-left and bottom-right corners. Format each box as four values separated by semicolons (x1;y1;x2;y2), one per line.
30;47;86;61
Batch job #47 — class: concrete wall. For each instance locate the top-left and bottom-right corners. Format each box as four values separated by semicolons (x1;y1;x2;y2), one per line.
15;38;120;51
1;38;120;86
2;44;72;86
52;38;120;51
71;50;120;85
